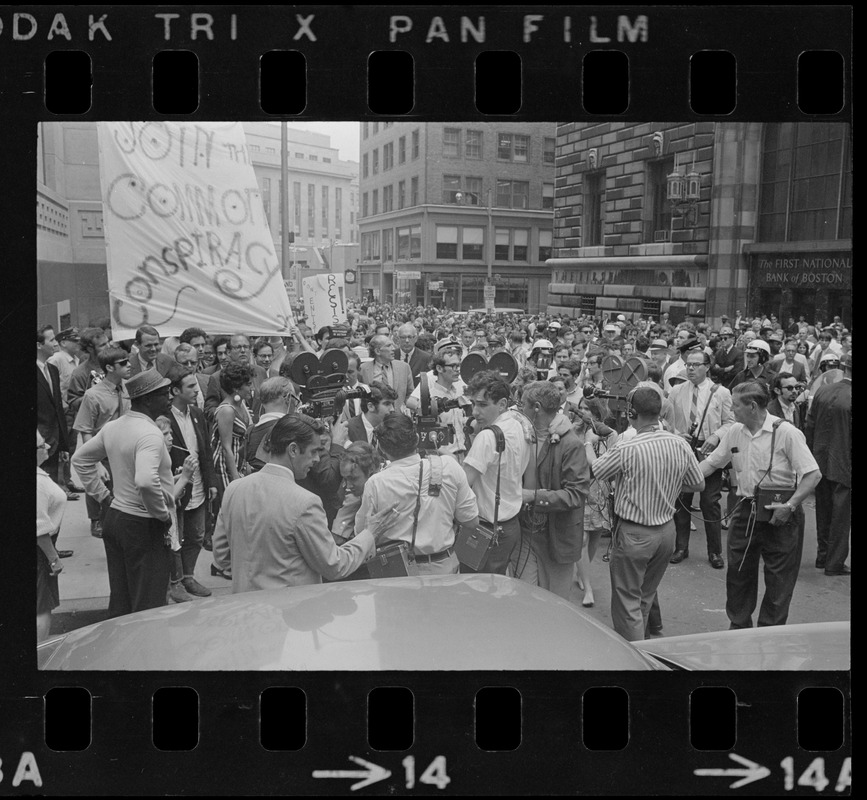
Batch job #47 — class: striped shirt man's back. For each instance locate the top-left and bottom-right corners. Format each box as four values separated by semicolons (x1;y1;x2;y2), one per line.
591;431;704;526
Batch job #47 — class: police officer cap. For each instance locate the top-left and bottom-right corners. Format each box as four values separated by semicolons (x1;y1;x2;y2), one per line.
56;327;80;342
531;338;554;352
719;326;735;336
820;351;841;364
745;339;771;355
677;337;703;355
433;336;462;355
649;338;669;350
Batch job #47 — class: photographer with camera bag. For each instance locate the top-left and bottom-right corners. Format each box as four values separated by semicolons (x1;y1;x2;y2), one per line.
356;413;479;575
700;381;821;629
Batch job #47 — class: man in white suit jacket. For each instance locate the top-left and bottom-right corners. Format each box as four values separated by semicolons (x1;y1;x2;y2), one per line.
668;348;735;569
359;335;414;413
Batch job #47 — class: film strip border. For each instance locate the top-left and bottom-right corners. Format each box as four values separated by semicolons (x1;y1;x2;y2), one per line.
0;6;852;119
2;673;852;794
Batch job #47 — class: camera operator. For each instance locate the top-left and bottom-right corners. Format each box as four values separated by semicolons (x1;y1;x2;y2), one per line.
356;413;479;575
345;381;396;445
668;347;735;569
699;381;821;628
461;371;532;574
406;349;470;458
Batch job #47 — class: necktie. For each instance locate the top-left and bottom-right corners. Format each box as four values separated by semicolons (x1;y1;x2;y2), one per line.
41;364;53;395
690;385;698;430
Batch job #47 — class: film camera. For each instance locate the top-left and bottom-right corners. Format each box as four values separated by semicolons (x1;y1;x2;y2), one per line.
288;349;367;420
582;351;651;434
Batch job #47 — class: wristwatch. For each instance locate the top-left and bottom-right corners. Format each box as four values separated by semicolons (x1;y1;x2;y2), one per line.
784;501;798;513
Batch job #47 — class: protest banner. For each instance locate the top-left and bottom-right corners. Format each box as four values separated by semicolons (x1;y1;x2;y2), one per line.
97;122;295;339
302;273;347;332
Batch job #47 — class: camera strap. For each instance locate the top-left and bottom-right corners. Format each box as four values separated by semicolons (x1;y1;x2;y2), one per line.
410;457;424;555
488;425;505;537
690;383;719;449
754;418;788;492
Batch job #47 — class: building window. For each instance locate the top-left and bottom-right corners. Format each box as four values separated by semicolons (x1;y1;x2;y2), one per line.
495;228;510;261
399;136;406;164
383;142;394;170
496;179;529;209
462;227;484;260
372;122;379;135
362;123;369;139
412;129;420;159
321;186;329;234
398;180;406;209
383;184;394;212
371;231;380;259
443;127;461;158
647;158;673;242
543;138;556;165
293;182;302;233
436;226;458;259
295;152;304;159
498;133;529;162
513;229;528;261
323;157;331;163
383;228;393;261
249;144;261;152
584;172;604;246
542;182;554;210
265;147;276;154
411;176;419;206
362;192;368;218
335;187;342;237
372;189;379;215
539;229;553;261
758;122;852;242
309;154;318;161
362;154;369;179
465;177;483;205
397;226;421;260
308;184;316;237
466;130;483;159
411;225;421;259
372;149;379;174
442;175;461;204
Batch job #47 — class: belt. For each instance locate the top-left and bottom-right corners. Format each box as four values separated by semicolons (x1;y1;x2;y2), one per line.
413;547;454;563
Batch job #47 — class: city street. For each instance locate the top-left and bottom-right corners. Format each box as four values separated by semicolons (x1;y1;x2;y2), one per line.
48;478;850;641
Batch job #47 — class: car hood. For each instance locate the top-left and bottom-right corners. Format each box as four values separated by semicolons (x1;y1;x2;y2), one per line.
39;575;665;671
633;622;850;671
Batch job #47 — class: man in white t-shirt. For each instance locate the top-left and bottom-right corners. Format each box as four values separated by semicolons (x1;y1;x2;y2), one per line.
461;371;531;574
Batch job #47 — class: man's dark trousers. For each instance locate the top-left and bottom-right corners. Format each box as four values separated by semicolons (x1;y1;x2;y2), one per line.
102;508;171;618
674;467;723;555
814;477;850;572
726;501;804;628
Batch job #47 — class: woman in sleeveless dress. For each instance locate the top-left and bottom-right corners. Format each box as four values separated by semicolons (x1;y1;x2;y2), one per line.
212;362;254;491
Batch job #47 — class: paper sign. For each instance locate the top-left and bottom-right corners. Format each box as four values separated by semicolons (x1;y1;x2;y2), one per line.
302;273;347;331
97;122;295;339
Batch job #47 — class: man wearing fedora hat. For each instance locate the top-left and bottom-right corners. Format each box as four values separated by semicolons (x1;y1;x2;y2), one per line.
73;369;176;618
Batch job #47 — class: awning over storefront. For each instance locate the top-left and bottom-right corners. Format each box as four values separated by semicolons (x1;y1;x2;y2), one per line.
547;255;708;269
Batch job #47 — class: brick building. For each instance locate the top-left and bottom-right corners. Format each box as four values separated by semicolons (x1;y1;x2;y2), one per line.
547;122;852;327
358;122;556;311
36;121;359;329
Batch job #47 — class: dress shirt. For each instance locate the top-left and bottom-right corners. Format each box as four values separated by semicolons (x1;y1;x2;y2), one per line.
73;379;130;435
370;360;393;387
357;453;478;554
669;378;733;441
463;412;530;522
213;462;375;591
72;411;174;520
704;413;819;497
170;404;204;509
47;351;79;406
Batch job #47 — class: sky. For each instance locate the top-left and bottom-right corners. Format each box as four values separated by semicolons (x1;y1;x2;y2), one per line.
281;120;361;163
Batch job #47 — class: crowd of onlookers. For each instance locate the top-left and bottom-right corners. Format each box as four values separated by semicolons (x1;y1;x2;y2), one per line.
36;301;851;643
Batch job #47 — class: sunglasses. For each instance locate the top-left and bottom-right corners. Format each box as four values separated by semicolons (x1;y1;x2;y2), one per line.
113;358;131;366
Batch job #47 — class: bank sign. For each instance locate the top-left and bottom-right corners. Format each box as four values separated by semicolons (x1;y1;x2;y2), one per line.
752;253;852;288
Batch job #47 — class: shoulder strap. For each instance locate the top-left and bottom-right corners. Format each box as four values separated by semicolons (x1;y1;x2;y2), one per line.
756;418;788;489
410;457;424;553
692;382;720;444
487;425;505;527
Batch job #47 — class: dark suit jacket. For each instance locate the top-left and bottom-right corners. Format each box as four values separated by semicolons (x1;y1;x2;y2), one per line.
711;345;744;383
767;358;807;383
347;414;371;444
805;379;851;487
167;405;219;509
37;363;70;456
204;363;267;420
359;359;414;411
129;351;176;377
767;398;803;431
398;347;432;385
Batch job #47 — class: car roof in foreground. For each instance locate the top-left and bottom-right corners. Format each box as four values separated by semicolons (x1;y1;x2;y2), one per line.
40;574;663;671
633;621;850;671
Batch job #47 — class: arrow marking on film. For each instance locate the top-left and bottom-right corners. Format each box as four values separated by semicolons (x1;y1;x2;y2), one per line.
694;753;771;789
313;755;392;790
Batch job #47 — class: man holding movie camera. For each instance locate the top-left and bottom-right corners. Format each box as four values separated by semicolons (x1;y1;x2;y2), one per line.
356;413;479;575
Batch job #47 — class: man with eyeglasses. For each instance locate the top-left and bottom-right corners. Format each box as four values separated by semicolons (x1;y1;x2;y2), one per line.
407;348;471;458
668;349;734;568
73;347;132;538
710;326;744;385
395;323;432;386
204;333;268;421
173;343;206;410
768;339;809;383
768;374;804;431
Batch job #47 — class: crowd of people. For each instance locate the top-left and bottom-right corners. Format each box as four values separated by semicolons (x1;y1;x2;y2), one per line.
36;302;851;644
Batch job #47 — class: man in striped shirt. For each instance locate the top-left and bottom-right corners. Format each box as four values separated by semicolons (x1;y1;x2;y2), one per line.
585;387;705;642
